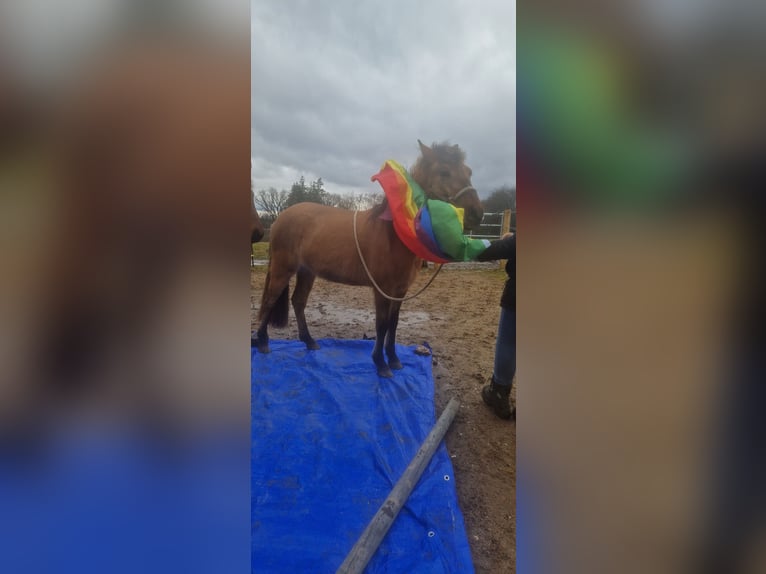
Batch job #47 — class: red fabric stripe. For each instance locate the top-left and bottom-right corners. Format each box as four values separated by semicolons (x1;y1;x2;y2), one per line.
371;164;447;262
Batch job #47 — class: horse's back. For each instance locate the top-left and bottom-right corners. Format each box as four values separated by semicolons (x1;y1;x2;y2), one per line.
269;203;354;264
270;203;384;284
271;203;351;244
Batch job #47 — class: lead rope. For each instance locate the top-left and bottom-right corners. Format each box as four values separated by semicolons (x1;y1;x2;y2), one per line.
353;210;444;302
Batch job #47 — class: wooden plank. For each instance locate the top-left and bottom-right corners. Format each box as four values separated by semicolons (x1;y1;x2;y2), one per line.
336;398;461;574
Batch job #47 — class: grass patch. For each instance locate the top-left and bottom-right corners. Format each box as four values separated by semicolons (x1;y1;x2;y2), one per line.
251;242;270;259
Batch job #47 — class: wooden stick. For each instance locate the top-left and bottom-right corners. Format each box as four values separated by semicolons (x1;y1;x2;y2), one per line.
336;398;461;574
500;208;511;269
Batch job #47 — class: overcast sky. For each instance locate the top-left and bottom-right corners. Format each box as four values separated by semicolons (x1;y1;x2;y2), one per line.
251;0;516;198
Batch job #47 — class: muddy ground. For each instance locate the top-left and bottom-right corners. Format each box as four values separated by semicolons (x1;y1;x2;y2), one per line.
251;264;515;573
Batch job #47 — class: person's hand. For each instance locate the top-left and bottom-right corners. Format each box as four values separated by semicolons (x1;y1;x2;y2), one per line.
502;232;514;240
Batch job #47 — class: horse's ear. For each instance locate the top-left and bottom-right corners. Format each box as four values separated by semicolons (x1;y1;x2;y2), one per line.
418;139;435;161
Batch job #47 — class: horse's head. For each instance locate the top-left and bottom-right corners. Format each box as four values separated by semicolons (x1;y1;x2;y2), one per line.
411;140;484;230
251;197;264;243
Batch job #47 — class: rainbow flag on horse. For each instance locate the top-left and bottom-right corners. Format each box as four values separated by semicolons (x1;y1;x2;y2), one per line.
371;160;489;263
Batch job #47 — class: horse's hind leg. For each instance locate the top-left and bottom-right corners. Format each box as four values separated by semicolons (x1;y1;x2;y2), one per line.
372;293;393;378
292;267;319;350
384;301;403;370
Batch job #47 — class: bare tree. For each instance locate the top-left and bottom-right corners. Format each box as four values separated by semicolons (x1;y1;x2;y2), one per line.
323;192;384;211
324;193;356;210
255;182;384;215
354;192;384;210
253;187;289;219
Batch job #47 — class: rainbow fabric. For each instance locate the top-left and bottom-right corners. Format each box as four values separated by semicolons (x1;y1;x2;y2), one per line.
518;24;687;212
371;160;489;263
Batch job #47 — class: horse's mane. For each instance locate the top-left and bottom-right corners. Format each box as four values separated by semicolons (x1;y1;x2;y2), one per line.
411;141;466;181
370;197;389;218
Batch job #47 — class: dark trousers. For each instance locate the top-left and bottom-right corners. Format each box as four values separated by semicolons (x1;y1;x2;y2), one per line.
695;351;766;573
493;308;516;388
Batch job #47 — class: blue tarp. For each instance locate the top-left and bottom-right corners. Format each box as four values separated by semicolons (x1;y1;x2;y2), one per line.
252;339;474;573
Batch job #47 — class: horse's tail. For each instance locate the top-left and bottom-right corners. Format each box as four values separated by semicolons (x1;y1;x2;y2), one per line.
258;261;290;328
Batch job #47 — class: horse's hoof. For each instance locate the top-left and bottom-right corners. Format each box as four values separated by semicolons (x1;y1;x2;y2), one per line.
388;358;403;370
303;339;320;351
255;341;271;354
377;366;394;378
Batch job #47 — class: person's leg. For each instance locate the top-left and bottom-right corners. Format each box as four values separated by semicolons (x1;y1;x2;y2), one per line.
493;307;516;387
482;308;515;420
691;355;766;574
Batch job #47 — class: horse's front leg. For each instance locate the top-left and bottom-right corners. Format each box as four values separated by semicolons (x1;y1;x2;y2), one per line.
372;293;393;378
385;301;403;370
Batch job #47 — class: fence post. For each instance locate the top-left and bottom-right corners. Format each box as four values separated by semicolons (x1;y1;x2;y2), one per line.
499;209;511;269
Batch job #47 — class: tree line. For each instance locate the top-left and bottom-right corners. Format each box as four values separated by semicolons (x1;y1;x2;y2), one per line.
480;185;516;230
252;177;515;229
252;177;383;226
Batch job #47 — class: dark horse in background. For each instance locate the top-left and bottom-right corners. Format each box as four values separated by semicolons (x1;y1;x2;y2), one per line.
252;194;264;243
252;209;264;243
253;140;484;377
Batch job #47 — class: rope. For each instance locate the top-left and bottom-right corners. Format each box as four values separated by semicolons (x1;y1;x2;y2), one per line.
353;210;443;302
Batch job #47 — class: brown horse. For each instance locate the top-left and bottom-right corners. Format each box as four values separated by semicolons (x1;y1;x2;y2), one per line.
253;140;484;377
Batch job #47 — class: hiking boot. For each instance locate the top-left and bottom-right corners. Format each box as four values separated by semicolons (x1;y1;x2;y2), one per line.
481;377;514;420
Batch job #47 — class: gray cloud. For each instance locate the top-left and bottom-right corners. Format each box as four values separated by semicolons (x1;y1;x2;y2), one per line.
252;0;515;197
